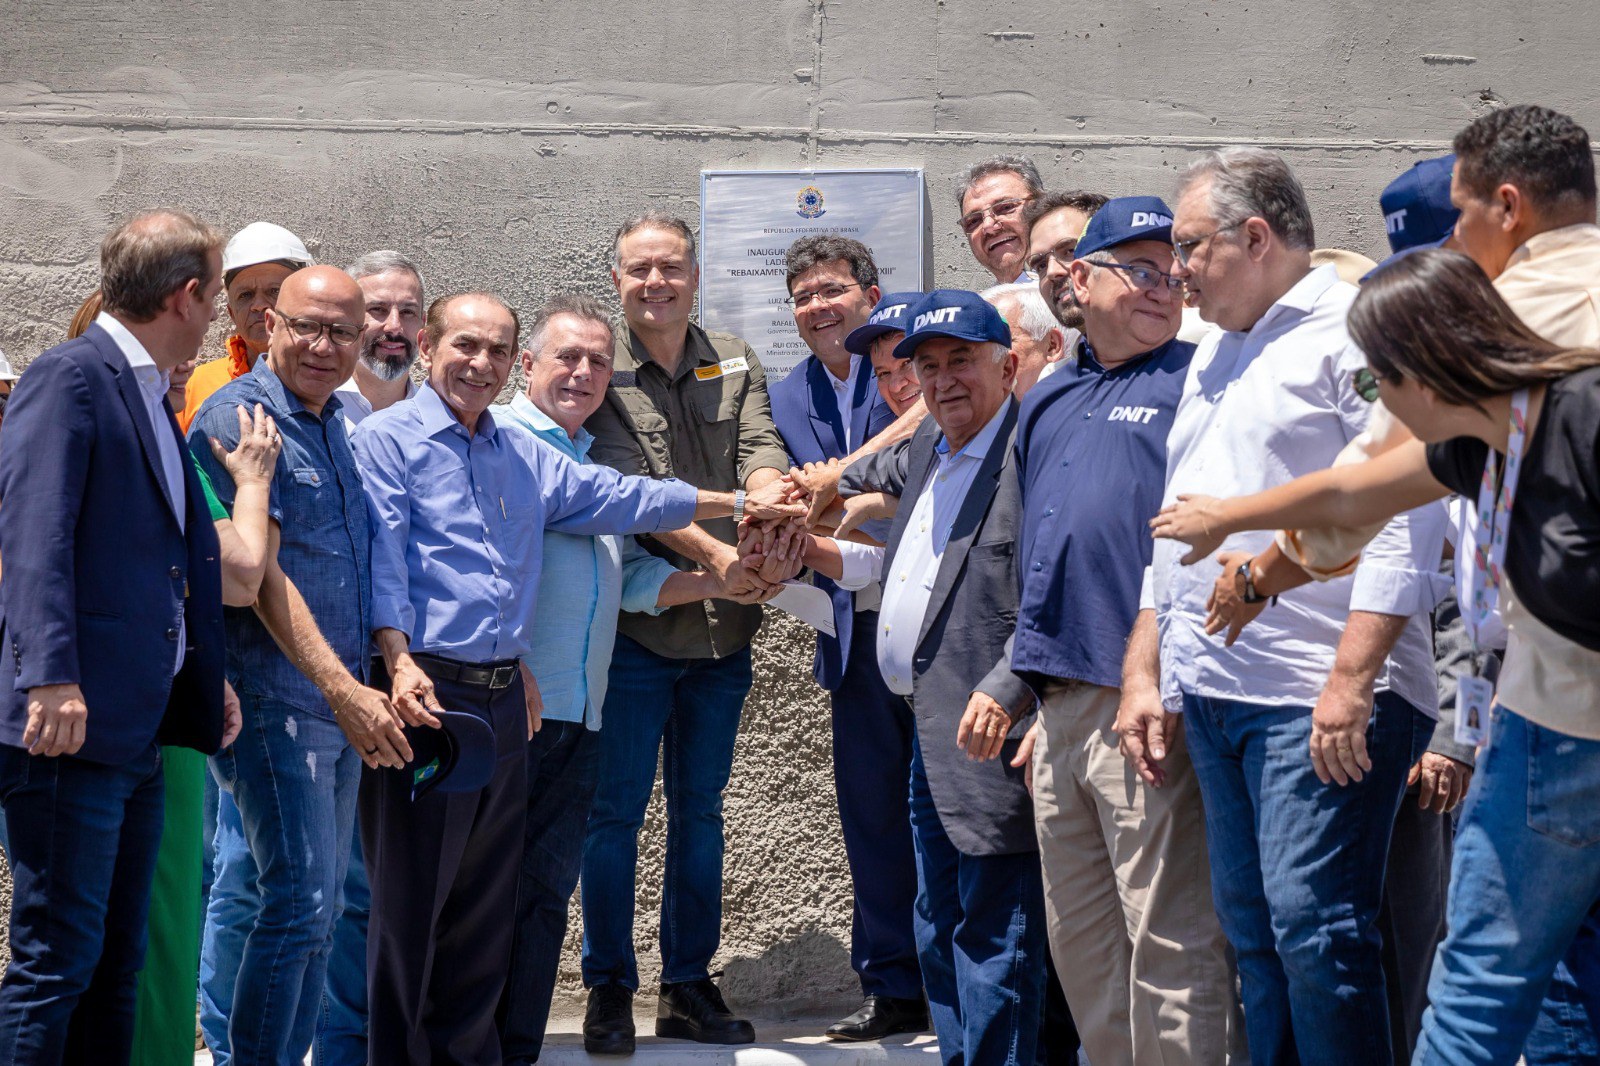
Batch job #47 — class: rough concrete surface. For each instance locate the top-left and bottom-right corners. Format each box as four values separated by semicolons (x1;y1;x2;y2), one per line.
1;0;1598;1026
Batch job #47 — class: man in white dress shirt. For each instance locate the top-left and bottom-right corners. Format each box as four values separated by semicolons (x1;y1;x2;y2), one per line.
1122;148;1447;1065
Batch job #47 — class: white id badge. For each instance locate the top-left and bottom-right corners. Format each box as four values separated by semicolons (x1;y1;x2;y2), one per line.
1455;674;1494;747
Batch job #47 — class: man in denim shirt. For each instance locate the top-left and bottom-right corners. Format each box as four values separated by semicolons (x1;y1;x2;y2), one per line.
493;293;728;1064
189;265;406;1066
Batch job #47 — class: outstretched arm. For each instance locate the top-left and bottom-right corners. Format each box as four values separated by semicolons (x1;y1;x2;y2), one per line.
1150;440;1450;565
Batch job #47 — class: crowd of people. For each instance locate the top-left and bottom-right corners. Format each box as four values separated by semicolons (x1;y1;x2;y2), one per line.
0;100;1595;1066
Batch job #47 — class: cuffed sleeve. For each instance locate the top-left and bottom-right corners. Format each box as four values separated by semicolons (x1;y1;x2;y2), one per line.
832;540;885;591
538;440;699;536
841;437;912;498
618;536;679;616
975;635;1037;719
733;350;792;484
1349;499;1450;617
1138;565;1154;612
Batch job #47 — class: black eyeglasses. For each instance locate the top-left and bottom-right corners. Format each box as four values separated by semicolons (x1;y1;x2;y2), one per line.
1024;238;1078;276
1172;221;1244;267
786;282;866;309
1351;367;1382;403
959;197;1032;235
275;313;362;348
1089;260;1185;293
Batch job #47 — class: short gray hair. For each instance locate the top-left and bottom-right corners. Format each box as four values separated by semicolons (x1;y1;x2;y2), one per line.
612;209;697;268
345;249;426;297
527;292;614;355
1174;148;1315;250
981;282;1065;346
956;155;1043;209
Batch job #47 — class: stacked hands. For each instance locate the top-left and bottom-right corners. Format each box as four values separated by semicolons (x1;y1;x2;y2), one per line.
1135;493;1471;812
741;460;1026;772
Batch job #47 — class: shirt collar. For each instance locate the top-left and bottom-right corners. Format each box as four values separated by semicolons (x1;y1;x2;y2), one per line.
1245;263;1341;335
416;382;497;441
334;375;417;414
935;398;1011;461
506;392;593;460
1505;222;1600;271
822;352;862;389
94;312;160;375
623;321;716;382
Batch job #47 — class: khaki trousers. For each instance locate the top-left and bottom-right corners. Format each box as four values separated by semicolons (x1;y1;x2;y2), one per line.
1031;681;1237;1066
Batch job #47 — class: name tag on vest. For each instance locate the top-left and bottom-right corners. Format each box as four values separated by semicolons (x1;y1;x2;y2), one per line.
694;357;750;381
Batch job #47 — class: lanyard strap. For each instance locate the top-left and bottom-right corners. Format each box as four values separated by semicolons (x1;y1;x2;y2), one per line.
1460;388;1531;656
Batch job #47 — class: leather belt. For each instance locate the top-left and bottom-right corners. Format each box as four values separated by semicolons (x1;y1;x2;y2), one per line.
412;652;520;690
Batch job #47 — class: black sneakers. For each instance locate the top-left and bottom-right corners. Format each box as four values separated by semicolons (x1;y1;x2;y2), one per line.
656;976;757;1045
583;983;636;1055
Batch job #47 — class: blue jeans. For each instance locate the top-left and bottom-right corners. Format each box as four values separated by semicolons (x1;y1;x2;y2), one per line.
200;693;360;1066
500;720;602;1062
0;743;164;1064
581;635;752;989
908;735;1046;1066
1183;689;1430;1066
1525;955;1600;1064
1416;707;1600;1065
199;786;255;1059
314;819;369;1066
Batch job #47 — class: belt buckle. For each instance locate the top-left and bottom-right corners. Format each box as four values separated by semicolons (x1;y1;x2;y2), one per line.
490;664;518;689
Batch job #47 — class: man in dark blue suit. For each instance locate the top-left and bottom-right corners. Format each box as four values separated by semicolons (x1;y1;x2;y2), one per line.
0;209;236;1064
766;236;928;1042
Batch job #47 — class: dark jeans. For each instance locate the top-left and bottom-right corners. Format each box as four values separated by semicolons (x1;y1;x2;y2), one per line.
0;743;165;1064
830;613;922;1001
908;735;1046;1066
1183;690;1430;1066
498;719;602;1063
1378;788;1453;1063
580;635;752;989
363;666;527;1066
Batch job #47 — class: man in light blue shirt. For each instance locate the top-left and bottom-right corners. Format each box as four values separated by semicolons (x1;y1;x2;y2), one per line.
349;291;790;1065
493;294;727;1063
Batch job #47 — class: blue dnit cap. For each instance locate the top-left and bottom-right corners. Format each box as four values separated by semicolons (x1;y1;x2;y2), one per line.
1380;155;1458;254
1073;196;1176;260
402;708;497;801
845;291;925;355
892;289;1012;360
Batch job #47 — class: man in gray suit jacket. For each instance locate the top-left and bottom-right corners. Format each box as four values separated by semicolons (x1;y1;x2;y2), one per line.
839;290;1046;1066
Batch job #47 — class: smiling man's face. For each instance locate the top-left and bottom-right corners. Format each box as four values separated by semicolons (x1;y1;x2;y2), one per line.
789;259;879;370
420;295;517;431
962;170;1035;284
522;312;614;438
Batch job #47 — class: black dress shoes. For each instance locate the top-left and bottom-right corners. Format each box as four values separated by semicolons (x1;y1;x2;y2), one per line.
656;977;757;1044
825;994;931;1041
583;983;636;1055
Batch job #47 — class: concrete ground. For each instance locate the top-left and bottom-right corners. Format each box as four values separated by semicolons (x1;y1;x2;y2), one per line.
194;1006;941;1064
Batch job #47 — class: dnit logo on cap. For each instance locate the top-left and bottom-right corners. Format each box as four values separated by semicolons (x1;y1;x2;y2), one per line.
796;185;826;219
1130;211;1173;228
913;306;962;331
870;303;910;324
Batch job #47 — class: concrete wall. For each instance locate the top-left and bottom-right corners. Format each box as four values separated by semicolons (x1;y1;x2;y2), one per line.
3;0;1597;1013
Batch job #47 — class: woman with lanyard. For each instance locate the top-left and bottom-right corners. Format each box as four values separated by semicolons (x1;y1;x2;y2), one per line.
1146;248;1600;1066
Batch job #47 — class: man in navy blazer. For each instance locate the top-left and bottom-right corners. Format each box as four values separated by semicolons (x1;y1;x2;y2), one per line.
843;290;1046;1066
0;210;235;1064
765;237;928;1042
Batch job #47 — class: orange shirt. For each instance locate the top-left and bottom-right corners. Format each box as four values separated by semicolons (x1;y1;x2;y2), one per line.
178;335;255;434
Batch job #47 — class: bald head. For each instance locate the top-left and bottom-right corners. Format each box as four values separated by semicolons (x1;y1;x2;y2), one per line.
264;265;365;414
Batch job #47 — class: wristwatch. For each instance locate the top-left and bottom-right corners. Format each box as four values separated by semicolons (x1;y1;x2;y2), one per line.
1238;559;1269;605
733;489;746;523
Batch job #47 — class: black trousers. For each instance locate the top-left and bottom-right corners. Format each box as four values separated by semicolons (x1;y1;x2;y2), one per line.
362;664;527;1066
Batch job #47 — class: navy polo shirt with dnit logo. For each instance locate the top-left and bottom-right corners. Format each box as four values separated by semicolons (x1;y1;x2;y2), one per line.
1011;336;1194;690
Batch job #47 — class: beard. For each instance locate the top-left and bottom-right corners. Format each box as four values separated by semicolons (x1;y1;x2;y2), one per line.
358;332;416;383
1046;286;1085;331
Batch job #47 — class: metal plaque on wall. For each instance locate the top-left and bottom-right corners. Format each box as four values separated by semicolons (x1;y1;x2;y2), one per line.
698;168;927;382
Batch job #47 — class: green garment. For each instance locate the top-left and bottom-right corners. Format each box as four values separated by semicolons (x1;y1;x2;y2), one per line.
193;460;230;522
129;746;205;1065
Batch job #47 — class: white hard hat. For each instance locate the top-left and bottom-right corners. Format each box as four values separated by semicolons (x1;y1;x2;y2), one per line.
223;222;314;277
0;348;17;382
